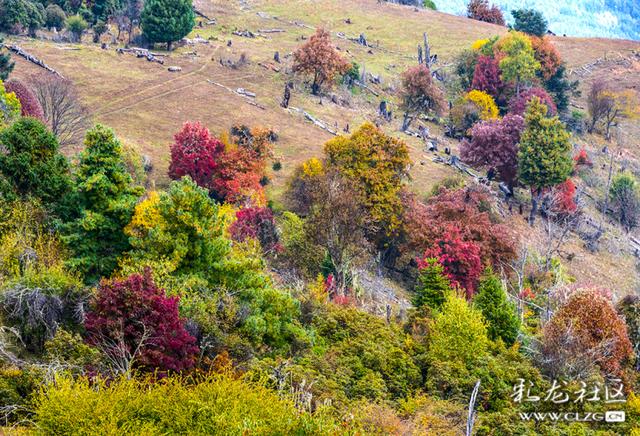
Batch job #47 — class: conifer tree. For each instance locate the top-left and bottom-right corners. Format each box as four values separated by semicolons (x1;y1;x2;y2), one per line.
63;125;143;283
140;0;194;50
473;268;520;346
517;97;572;224
413;258;452;310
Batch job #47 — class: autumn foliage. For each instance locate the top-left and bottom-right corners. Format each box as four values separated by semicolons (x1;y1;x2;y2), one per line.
292;28;350;95
542;288;633;378
466;0;505;25
5;79;45;121
550;178;578;216
508;87;557;116
530;36;562;81
420;225;482;298
400;64;446;117
229;206;279;252
471;55;504;100
168;123;273;206
461;114;524;187
85;269;198;373
169;121;224;190
402;187;518;271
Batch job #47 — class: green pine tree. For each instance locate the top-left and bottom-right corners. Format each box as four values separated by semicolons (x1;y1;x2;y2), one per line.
62;125;143;283
473;268;520;346
140;0;194;50
0;39;14;81
413;258;452;310
517;97;572;224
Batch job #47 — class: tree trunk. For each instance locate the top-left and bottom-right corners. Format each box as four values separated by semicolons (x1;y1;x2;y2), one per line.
401;112;412;131
167;41;172;51
528;187;541;225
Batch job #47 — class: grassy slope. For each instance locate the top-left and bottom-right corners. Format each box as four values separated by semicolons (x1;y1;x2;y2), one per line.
8;0;640;294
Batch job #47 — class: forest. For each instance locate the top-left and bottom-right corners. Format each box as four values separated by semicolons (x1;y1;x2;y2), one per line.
1;0;640;434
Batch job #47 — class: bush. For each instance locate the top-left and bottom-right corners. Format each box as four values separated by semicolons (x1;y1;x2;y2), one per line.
229;206;279;253
65;15;86;41
45;3;66;29
0;0;45;35
610;171;640;231
33;373;342;434
427;293;489;366
446;98;480;138
85;269;198;374
0;79;21;128
542;288;633;378
508;86;557;117
465;89;499;120
5;78;44;120
423;0;436;10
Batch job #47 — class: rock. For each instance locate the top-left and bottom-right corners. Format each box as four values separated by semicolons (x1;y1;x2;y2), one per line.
168;66;182;72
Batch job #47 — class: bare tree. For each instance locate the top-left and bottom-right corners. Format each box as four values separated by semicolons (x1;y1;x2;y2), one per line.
92;321;151;378
30;74;90;148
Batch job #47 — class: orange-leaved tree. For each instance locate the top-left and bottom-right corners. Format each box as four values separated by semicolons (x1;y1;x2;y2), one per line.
292;28;350;95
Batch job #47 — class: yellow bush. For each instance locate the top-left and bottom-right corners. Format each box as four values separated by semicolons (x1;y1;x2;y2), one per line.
302;157;324;177
471;38;490;51
34;373;343;435
465;90;500;120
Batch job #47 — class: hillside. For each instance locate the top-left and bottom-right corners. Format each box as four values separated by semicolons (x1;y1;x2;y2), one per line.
8;0;640;295
4;0;640;433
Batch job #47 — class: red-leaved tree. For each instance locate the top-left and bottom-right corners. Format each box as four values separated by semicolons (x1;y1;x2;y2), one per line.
508;87;557;117
5;79;45;121
467;0;505;25
85;268;198;374
229;206;279;253
402;187;518;271
549;178;578;216
168;121;224;190
419;225;482;298
471;55;504;100
460;113;525;188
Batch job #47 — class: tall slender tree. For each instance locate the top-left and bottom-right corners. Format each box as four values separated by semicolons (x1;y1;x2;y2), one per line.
517;97;572;224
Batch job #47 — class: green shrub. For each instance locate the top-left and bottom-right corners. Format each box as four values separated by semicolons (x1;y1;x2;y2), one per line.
65;15;87;41
423;0;437;10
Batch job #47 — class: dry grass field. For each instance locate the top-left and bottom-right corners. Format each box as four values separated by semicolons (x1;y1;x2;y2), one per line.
8;0;640;293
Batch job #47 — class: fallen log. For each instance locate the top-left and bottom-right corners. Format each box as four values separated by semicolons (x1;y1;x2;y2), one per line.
116;47;165;64
193;8;215;23
207;80;265;110
287;107;337;135
4;44;63;77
